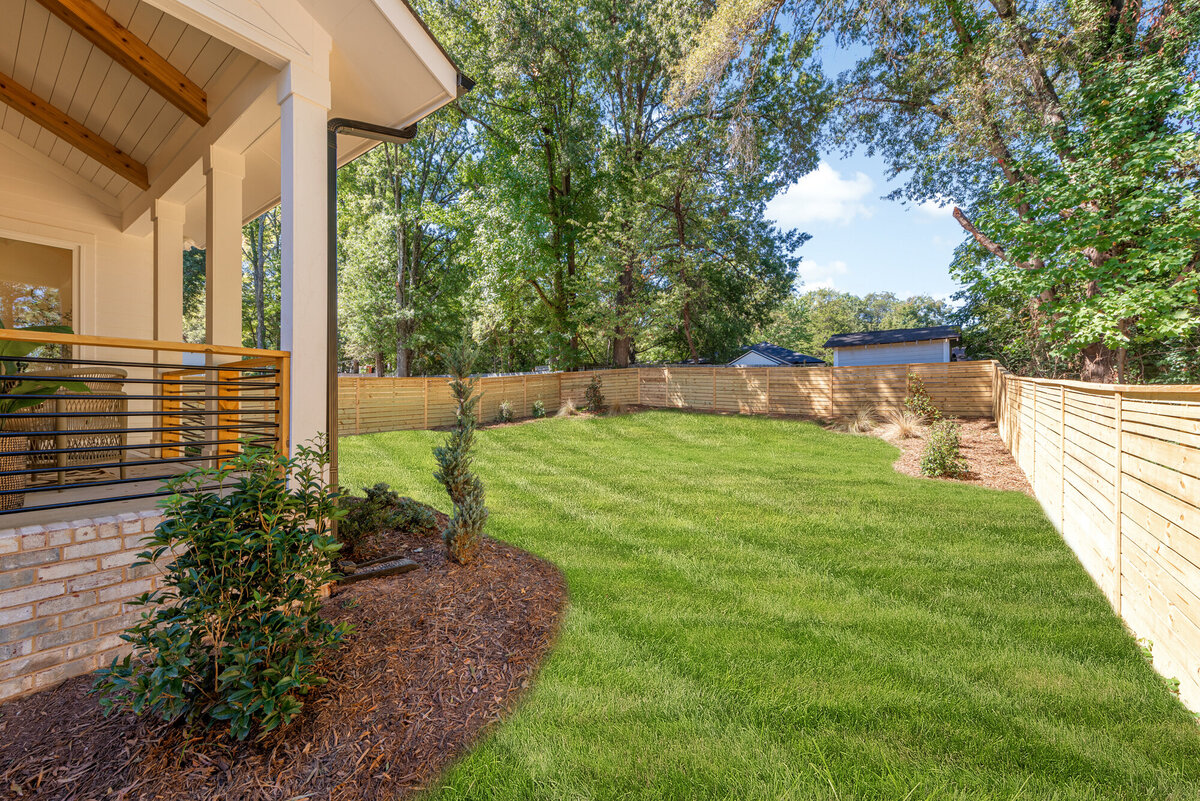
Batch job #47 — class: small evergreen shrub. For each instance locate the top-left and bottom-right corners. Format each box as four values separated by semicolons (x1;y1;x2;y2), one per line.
340;482;438;553
532;399;546;418
434;338;489;564
921;419;968;478
905;375;942;423
583;374;607;413
92;438;348;740
497;399;514;423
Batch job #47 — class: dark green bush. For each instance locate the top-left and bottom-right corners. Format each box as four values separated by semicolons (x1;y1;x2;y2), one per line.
905;375;942;423
532;399;546;418
583;374;607;413
92;438;348;740
339;483;439;553
920;419;968;478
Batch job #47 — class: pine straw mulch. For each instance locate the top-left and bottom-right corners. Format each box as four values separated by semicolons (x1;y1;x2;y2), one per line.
0;527;568;801
882;418;1033;496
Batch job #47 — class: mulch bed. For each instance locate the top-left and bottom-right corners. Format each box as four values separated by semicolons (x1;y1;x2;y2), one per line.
885;418;1033;495
0;526;567;800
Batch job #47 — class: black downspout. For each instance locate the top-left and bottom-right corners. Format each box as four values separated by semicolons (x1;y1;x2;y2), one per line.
324;73;471;496
327;119;420;495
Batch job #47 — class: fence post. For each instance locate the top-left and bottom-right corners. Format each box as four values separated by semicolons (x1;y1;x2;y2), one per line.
765;368;771;414
423;378;429;429
1113;391;1123;615
636;368;642;406
1059;386;1066;529
355;377;361;435
828;367;835;419
711;367;717;410
1031;381;1038;485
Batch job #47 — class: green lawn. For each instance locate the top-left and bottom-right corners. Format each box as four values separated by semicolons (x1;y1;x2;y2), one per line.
339;411;1200;800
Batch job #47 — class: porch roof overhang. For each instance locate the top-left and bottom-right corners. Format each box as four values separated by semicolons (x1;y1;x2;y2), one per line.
0;0;463;242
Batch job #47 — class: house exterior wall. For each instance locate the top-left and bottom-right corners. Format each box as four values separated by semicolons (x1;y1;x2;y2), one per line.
833;339;950;367
0;137;155;341
0;510;165;703
728;351;781;367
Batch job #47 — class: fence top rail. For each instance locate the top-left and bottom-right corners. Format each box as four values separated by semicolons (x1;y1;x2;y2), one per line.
0;329;288;359
997;367;1200;398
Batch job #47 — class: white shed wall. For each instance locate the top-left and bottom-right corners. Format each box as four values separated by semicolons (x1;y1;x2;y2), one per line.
833;339;950;367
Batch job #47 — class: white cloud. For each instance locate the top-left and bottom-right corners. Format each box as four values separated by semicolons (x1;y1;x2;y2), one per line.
796;259;849;292
767;162;874;227
916;196;954;218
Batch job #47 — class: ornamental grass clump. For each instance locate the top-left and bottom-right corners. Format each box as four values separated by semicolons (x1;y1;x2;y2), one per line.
905;374;942;423
433;338;489;564
91;437;348;741
921;419;968;478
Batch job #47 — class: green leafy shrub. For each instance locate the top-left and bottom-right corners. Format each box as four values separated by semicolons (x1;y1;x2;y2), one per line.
920;419;968;478
340;482;438;553
497;399;514;423
583;374;607;413
434;338;489;564
532;399;546;418
905;375;942;423
92;438;348;740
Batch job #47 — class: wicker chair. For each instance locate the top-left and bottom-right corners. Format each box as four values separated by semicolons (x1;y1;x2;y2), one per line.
10;368;128;485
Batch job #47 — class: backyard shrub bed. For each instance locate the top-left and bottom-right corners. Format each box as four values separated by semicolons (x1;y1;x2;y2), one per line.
0;515;565;800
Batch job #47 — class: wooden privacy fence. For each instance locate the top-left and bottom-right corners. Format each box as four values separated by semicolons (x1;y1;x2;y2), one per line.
993;367;1200;710
337;360;997;434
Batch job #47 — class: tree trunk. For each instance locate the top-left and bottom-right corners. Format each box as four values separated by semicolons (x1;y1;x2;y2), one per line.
613;261;635;367
374;351;386;376
1080;343;1118;383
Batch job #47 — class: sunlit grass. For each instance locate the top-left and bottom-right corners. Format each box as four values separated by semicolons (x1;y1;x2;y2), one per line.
340;411;1200;800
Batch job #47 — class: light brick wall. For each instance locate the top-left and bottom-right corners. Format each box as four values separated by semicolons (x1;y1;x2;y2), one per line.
0;510;165;703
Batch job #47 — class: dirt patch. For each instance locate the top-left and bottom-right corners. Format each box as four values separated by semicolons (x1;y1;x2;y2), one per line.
884;418;1032;496
0;528;567;801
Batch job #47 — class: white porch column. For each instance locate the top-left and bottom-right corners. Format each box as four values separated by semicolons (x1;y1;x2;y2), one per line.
278;61;331;453
152;199;185;346
203;147;245;347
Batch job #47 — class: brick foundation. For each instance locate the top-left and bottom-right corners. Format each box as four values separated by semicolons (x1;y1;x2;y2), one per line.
0;510;165;703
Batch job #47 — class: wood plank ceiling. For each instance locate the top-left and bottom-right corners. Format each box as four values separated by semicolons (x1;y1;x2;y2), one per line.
0;0;255;202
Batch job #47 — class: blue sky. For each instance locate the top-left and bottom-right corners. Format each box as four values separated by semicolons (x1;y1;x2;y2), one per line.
764;154;966;300
763;38;968;301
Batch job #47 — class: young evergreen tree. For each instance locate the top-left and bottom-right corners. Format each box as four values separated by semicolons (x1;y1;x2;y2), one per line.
433;337;488;564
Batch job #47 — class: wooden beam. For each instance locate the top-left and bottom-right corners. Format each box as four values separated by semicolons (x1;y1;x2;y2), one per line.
36;0;209;125
0;71;150;189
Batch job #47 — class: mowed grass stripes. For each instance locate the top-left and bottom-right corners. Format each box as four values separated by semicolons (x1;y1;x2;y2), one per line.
339;411;1200;800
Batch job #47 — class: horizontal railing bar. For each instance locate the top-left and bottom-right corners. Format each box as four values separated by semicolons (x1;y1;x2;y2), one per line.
0;483;229;515
0;436;276;459
76;376;279;389
0;408;276;418
0;329;288;359
0;450;276;478
0;392;279;402
0;470;238;495
0;354;280;373
0;422;275;438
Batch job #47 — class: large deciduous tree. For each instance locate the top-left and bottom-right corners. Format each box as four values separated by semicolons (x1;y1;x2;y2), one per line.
678;0;1200;382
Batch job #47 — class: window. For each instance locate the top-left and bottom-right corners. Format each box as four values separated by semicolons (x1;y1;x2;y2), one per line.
0;236;73;330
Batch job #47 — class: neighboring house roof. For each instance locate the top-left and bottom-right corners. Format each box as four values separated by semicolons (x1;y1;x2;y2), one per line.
733;342;826;366
822;326;961;349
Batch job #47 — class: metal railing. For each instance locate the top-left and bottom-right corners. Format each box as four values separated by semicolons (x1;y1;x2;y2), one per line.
0;331;289;517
